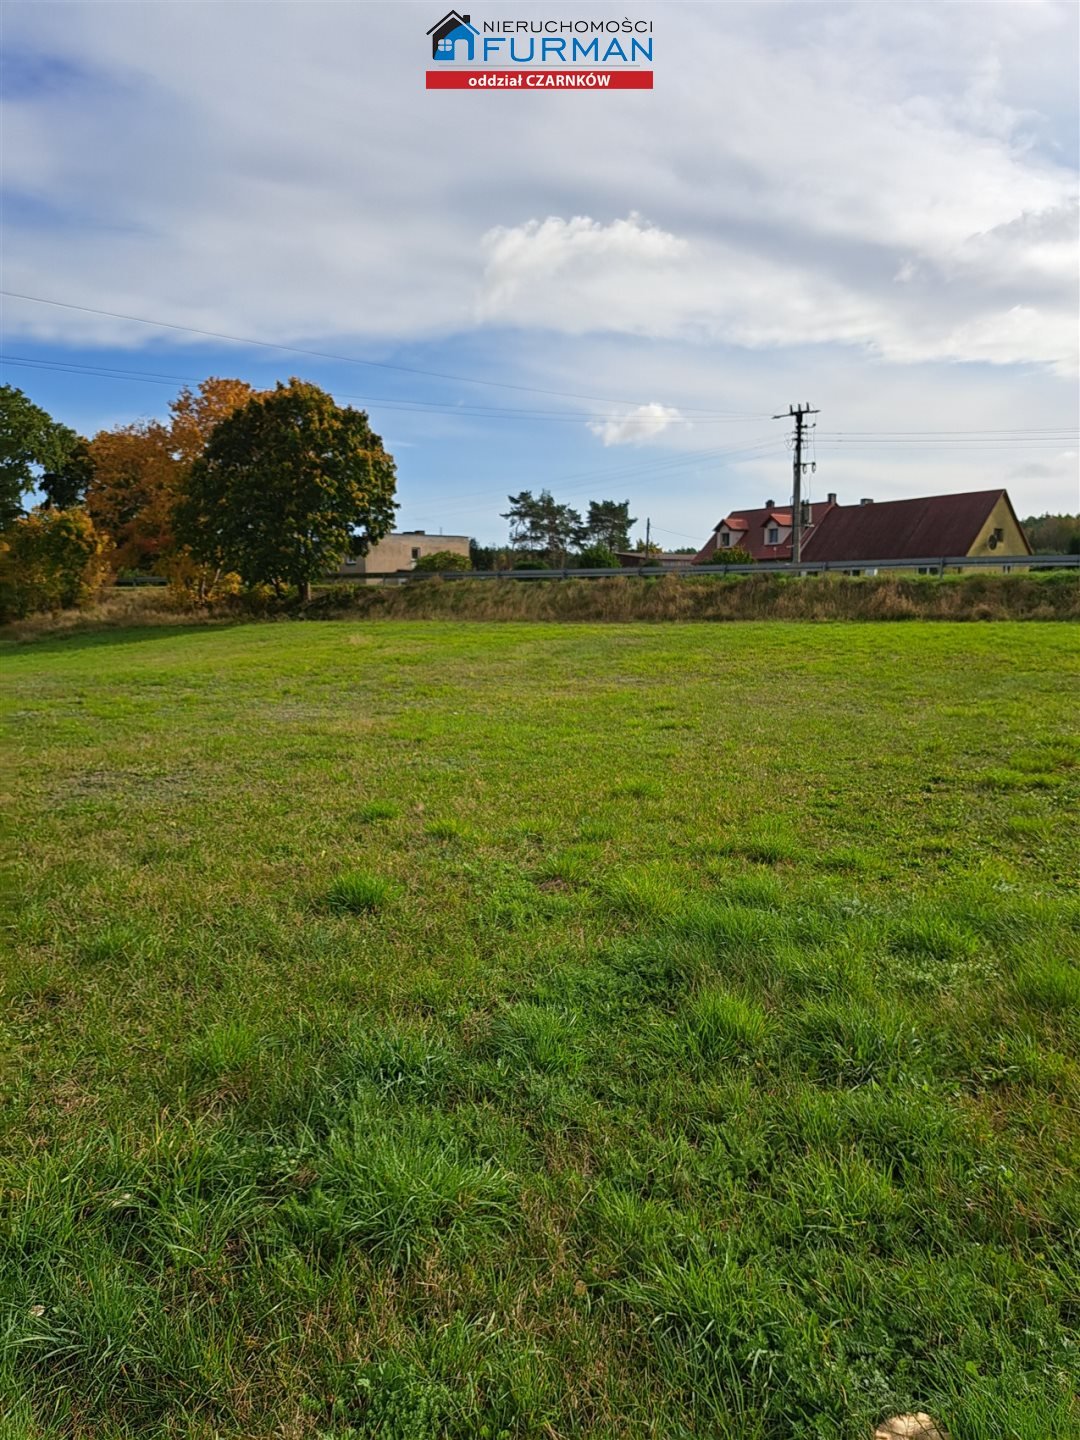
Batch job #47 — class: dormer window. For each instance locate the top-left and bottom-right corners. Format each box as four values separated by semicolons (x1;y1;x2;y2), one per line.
767;526;779;545
720;531;730;547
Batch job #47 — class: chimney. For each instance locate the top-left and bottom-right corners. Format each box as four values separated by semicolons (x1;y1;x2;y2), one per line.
765;498;775;509
860;497;873;506
827;492;837;505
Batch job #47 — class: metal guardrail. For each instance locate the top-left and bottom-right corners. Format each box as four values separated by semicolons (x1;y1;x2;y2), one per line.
335;554;1079;584
109;556;1077;588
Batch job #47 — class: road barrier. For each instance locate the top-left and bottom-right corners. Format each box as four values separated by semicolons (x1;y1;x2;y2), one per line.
336;554;1079;584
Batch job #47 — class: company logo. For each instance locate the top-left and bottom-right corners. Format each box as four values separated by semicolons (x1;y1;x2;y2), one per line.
425;10;654;91
428;11;480;62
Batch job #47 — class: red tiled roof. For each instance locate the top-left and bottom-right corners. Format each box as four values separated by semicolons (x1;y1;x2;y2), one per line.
695;500;836;562
801;489;1029;562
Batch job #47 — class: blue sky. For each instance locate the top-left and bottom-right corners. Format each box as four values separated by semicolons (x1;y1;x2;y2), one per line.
2;1;1078;547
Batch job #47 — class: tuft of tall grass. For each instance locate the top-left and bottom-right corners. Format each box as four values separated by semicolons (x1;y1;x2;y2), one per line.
325;869;391;913
603;867;685;922
356;800;400;823
280;1104;516;1268
484;1003;584;1077
676;986;771;1063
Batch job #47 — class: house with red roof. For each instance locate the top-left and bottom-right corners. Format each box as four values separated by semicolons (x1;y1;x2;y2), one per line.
800;489;1031;569
694;489;1031;570
694;493;840;563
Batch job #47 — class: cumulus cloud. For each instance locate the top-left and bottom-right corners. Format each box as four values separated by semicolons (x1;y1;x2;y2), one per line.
478;214;685;325
588;402;684;447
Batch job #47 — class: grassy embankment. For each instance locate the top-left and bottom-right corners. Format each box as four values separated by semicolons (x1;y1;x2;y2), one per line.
2;621;1078;1439
2;570;1078;642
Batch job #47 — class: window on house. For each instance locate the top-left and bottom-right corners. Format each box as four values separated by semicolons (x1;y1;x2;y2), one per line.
411;547;421;560
343;556;356;567
438;36;454;53
767;527;779;544
720;531;730;547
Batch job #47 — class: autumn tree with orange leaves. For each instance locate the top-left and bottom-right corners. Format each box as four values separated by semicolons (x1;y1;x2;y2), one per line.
85;420;178;571
85;378;265;583
169;378;265;466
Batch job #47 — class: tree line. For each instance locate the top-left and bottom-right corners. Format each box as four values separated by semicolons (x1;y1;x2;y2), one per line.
1020;512;1080;555
0;379;397;617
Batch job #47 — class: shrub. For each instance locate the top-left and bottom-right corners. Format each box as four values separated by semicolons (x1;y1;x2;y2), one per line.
411;550;470;574
158;549;242;604
696;546;754;566
575;545;621;569
0;508;110;620
326;870;390;913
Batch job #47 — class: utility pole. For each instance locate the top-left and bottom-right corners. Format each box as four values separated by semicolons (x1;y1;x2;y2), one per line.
772;403;820;566
644;517;651;568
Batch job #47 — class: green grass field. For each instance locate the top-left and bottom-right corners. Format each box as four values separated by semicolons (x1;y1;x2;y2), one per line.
3;620;1078;1440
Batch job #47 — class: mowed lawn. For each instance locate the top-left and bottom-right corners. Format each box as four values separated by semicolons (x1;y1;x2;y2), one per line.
2;620;1078;1440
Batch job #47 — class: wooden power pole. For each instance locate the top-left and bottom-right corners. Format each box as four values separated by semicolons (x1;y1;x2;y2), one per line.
772;403;820;565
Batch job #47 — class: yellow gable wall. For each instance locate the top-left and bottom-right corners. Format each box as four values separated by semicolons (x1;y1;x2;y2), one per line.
967;494;1032;558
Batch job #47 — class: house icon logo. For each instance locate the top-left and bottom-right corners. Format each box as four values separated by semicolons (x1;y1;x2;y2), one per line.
428;10;479;61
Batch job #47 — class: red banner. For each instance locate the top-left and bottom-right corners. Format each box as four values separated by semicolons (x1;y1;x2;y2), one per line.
426;69;653;90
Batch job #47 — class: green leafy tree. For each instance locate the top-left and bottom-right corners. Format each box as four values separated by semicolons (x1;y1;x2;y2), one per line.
176;379;397;601
468;540;500;571
585;499;636;553
1021;513;1080;554
412;549;470;573
0;385;79;525
41;438;94;511
502;489;584;566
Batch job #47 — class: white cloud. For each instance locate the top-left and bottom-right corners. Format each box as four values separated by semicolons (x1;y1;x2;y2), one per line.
588;402;684;447
478;214;685;326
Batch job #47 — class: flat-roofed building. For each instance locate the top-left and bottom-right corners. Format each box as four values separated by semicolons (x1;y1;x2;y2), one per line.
336;531;471;578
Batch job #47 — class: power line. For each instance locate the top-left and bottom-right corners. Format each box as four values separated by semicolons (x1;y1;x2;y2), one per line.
0;353;769;425
428;436;788;519
10;355;1071;444
649;522;707;544
0;290;768;416
817;428;1079;437
8;351;1072;440
815;440;1074;450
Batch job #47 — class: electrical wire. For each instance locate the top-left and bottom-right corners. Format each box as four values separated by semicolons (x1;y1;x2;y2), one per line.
0;290;769;416
0;354;770;426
